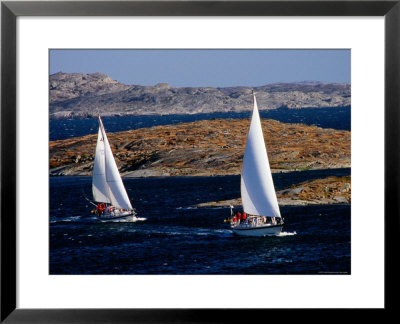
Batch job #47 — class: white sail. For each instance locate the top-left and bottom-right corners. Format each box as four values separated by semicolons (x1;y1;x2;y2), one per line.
92;117;133;210
240;94;281;218
92;127;111;204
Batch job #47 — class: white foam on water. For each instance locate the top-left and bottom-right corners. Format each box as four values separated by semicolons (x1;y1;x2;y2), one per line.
132;217;147;222
277;231;297;237
98;216;147;223
175;206;198;210
50;215;87;223
213;228;233;234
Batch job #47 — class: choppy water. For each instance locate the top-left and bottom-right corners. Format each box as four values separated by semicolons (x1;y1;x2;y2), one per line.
50;106;350;141
50;169;351;275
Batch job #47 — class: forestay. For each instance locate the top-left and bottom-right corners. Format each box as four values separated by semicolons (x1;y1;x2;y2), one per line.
240;95;281;218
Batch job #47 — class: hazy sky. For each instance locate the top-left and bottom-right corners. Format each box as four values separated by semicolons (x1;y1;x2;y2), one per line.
50;49;350;87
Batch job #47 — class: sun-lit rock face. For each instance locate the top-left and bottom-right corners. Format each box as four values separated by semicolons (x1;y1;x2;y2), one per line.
49;118;350;177
194;175;351;207
49;72;351;119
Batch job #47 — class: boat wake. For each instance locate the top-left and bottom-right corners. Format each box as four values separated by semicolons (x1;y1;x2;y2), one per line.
97;216;147;223
277;231;297;236
50;215;98;224
133;217;147;222
126;226;233;237
50;215;147;224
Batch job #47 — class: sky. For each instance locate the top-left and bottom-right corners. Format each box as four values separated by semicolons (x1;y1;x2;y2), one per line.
50;49;350;87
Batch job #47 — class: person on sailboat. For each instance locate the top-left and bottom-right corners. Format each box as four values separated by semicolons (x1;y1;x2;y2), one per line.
242;212;247;222
96;203;102;215
96;203;106;216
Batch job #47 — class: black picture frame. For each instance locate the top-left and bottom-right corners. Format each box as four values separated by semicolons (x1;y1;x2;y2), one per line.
1;0;399;322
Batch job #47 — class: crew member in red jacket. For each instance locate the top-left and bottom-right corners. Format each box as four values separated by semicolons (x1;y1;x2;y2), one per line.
96;203;106;216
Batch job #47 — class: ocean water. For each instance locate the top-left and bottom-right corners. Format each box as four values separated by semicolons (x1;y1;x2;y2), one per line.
50;106;351;141
50;168;351;275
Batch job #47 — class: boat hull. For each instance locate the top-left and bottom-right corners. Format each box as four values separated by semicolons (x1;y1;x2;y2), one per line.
232;224;282;237
96;210;136;222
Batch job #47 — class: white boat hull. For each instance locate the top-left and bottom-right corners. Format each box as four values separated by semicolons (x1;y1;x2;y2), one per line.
96;209;136;222
232;224;282;237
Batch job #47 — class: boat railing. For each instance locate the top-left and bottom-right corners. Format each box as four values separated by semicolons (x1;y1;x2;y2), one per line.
231;216;281;228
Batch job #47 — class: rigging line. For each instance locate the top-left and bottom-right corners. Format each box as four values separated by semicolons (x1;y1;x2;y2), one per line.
83;193;97;207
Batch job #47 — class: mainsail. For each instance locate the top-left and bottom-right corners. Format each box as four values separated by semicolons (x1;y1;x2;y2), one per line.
92;116;133;210
240;94;281;218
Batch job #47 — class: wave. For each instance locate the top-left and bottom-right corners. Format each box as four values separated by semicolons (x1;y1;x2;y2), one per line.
50;215;147;224
50;215;98;224
133;217;147;222
126;226;233;237
96;215;147;223
277;231;297;236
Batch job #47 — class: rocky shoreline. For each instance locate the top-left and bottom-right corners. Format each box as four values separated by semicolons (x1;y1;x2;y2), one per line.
195;175;351;207
50;118;350;177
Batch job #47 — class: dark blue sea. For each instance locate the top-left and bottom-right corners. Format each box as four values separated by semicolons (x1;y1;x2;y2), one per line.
49;168;351;275
50;106;350;141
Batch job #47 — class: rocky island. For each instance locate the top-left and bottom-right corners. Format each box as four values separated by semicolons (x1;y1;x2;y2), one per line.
195;175;351;207
50;118;350;177
50;118;351;205
50;72;351;119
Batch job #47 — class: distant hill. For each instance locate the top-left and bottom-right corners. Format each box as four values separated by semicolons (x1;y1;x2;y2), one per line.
49;72;351;119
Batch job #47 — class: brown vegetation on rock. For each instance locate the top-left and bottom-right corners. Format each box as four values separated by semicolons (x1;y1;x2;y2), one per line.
49;118;350;177
276;175;351;205
195;175;351;207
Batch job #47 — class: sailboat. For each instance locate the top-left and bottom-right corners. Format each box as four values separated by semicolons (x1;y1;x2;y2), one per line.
230;93;283;236
91;116;136;221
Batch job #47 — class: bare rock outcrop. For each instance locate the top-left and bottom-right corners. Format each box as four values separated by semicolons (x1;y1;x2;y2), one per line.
49;118;350;177
50;73;351;119
195;175;351;207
